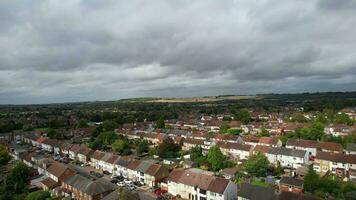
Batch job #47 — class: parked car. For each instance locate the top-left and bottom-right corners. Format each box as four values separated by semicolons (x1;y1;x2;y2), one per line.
124;179;132;184
95;172;103;178
90;171;96;176
110;179;118;184
133;181;143;187
117;181;125;187
103;170;110;175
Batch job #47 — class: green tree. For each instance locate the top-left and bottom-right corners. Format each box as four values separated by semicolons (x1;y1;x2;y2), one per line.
226;128;242;135
257;128;270;137
207;145;226;171
219;123;230;133
234;109;251;124
156;116;165;129
157;138;180;158
333;113;353;125
136;140;149;154
25;191;52;200
241;153;269;177
76;119;88;128
112;139;130;154
0;144;11;166
304;166;320;193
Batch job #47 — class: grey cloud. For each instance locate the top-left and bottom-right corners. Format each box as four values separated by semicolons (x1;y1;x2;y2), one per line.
0;0;355;104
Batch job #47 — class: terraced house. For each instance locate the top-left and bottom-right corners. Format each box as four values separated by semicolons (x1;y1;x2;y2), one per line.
167;168;237;200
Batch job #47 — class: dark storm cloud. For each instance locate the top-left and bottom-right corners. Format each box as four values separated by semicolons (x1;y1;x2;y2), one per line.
0;0;355;104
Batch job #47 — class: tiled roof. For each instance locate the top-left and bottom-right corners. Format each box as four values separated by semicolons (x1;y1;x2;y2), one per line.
287;139;342;152
217;141;252;151
127;160;141;170
64;174;114;196
253;145;271;153
46;161;75;179
268;147;306;158
41;177;59;189
316;151;356;164
167;168;230;194
91;150;106;160
36;137;47;143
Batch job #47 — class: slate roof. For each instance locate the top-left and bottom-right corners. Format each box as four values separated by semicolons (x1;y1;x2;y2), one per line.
64;174;114;196
346;143;356;152
268;147;307;158
280;177;304;187
238;183;275;200
116;156;133;167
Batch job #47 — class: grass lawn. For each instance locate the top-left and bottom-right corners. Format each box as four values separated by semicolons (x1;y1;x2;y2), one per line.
34;127;51;131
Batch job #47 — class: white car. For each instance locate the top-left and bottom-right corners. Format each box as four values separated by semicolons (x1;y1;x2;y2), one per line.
124;179;132;184
117;181;125;187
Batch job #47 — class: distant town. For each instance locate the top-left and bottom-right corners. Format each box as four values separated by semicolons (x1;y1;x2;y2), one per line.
0;92;356;200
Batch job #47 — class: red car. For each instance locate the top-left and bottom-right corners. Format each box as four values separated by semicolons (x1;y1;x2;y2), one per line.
154;188;167;196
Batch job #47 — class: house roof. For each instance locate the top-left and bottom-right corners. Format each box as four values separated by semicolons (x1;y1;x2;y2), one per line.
268;147;307;158
106;154;119;164
259;137;279;145
318;142;342;152
116;156;133;167
91;150;106;160
286;139;342;152
127;160;141;170
278;191;322;200
36;137;47;143
78;146;93;156
46;161;75;179
253;145;272;154
238;183;275;200
41;177;59;189
167;168;230;194
69;144;81;153
280;177;304;187
316;151;356;164
217;141;252;151
64;174;114;196
346;143;356;152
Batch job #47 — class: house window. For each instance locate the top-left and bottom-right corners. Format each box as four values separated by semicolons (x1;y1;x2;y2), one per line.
140;172;144;176
210;192;216;196
200;189;206;195
200;197;207;200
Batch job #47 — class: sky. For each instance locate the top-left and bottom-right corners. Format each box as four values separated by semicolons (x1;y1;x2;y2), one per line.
1;0;356;104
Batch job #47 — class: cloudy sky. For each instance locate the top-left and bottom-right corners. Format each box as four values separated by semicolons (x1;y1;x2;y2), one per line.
1;0;356;104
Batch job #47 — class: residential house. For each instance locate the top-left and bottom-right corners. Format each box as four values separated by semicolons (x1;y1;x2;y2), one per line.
279;177;303;194
114;156;134;178
217;141;253;160
90;150;106;169
286;139;343;158
167;168;237;200
313;151;356;179
277;191;321;200
77;146;93;164
324;124;353;137
266;147;308;169
258;137;282;147
41;161;76;190
68;144;82;160
62;174;114;200
127;160;169;187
